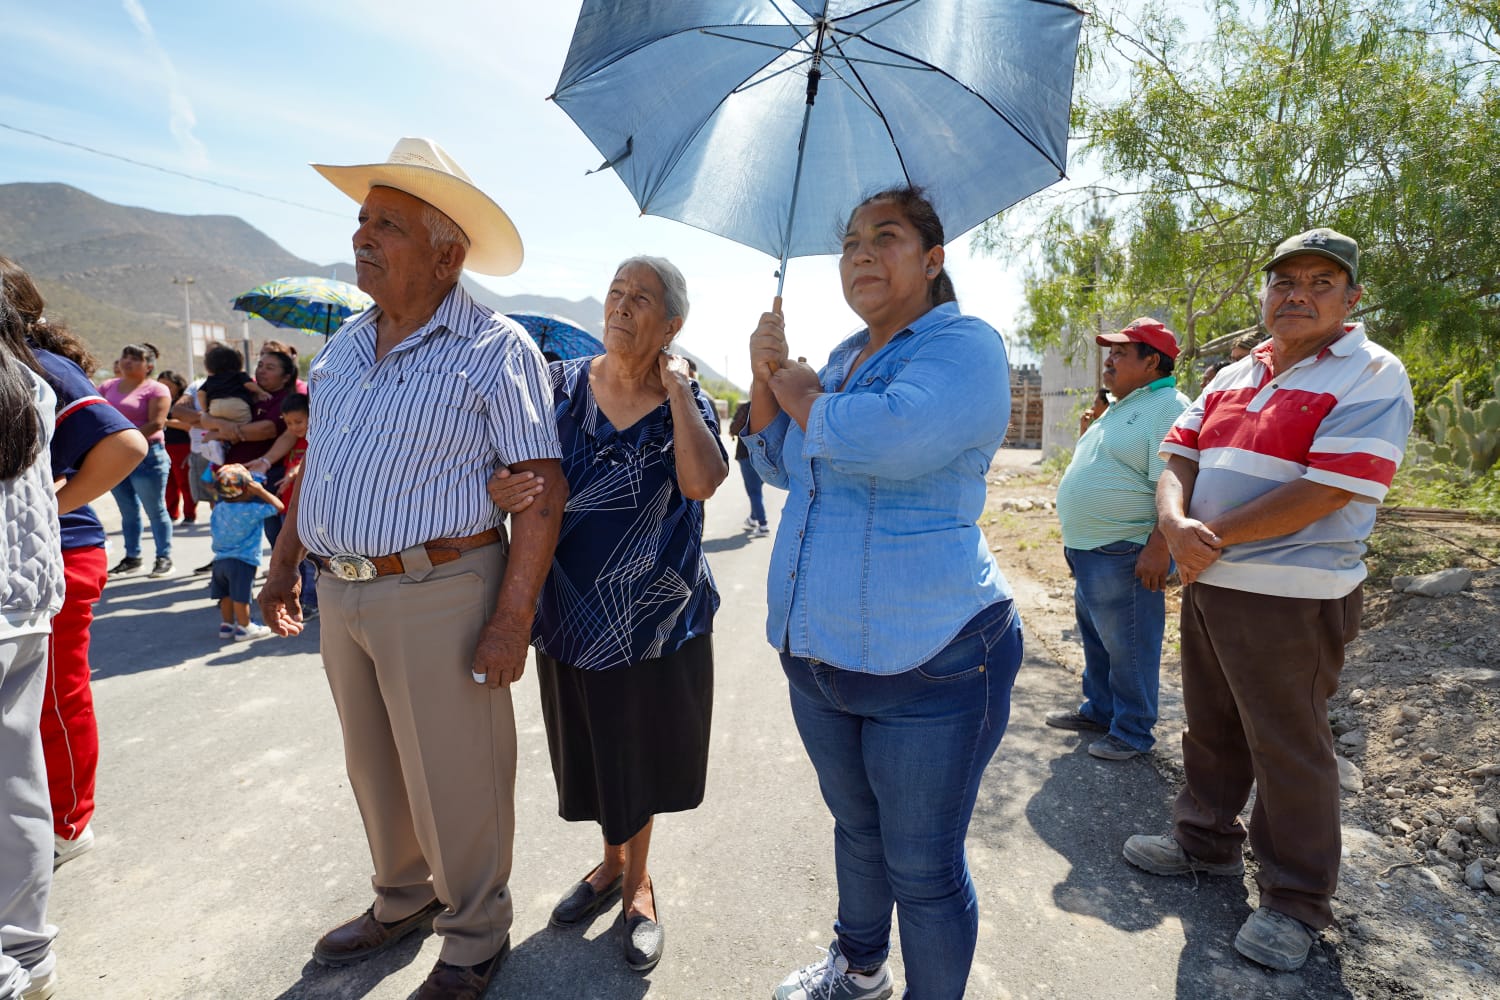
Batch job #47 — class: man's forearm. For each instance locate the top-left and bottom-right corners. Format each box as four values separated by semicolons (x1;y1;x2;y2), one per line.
1156;455;1197;524
1209;479;1355;547
490;459;566;625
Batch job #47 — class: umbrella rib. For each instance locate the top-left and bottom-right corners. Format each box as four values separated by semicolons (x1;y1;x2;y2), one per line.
699;28;810;57
842;32;1070;172
729;49;817;95
823;32;913;187
828;0;923;39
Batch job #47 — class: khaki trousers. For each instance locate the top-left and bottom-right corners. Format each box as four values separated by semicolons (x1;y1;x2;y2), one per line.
1172;581;1361;929
319;542;515;966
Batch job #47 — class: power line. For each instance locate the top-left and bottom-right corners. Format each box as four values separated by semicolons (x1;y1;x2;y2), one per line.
0;120;346;218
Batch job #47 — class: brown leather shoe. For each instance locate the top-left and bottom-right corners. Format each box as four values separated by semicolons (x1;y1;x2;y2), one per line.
312;900;443;967
413;938;510;1000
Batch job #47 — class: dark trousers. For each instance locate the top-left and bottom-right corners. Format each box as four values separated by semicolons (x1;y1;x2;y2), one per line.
1172;582;1361;929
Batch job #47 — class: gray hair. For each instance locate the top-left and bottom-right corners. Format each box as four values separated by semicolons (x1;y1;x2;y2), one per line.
617;255;689;321
421;204;471;254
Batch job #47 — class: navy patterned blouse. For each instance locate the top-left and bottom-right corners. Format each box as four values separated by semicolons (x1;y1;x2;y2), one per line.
532;357;725;671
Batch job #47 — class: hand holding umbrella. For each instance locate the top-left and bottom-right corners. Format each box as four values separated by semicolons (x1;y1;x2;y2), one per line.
750;303;791;382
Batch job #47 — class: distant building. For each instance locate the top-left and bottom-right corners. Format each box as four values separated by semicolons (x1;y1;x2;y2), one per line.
1005;364;1044;449
1041;343;1098;458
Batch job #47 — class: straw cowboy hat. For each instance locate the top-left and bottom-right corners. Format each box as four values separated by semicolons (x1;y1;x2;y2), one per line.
312;137;523;276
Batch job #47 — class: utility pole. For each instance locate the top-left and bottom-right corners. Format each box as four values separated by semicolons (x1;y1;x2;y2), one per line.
173;276;196;380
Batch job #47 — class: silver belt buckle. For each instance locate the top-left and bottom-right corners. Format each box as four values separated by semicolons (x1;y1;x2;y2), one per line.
328;554;378;582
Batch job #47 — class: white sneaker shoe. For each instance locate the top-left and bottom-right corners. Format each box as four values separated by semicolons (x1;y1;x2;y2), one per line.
751;523;770;538
20;967;57;1000
54;825;94;870
233;622;273;642
773;941;893;1000
218;623;235;640
744;516;760;530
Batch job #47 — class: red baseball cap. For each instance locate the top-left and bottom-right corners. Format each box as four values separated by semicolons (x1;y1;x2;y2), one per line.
1096;317;1181;360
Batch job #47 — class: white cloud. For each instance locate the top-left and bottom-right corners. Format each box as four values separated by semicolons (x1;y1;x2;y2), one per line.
121;0;208;166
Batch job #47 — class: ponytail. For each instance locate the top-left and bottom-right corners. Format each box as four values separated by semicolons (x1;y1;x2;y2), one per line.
0;297;43;480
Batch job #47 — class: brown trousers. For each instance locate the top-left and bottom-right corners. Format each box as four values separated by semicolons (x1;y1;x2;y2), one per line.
319;542;516;966
1172;581;1362;929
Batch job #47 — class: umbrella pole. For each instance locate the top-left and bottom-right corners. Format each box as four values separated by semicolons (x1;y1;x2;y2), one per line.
775;20;828;301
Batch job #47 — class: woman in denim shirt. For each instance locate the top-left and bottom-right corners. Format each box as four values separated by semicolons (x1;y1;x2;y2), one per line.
745;187;1024;1000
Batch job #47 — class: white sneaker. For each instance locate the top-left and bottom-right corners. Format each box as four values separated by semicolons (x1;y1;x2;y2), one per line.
773;941;893;1000
20;967;57;1000
218;623;235;640
751;523;770;538
233;622;272;642
744;516;760;530
54;825;95;870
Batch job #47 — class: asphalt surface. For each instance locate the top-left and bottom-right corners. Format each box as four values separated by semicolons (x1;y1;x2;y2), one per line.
49;456;1356;999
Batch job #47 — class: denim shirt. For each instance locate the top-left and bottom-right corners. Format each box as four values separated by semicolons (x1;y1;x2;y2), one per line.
744;301;1014;674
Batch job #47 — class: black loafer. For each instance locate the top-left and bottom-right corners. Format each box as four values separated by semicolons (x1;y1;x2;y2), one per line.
549;871;623;928
623;912;664;973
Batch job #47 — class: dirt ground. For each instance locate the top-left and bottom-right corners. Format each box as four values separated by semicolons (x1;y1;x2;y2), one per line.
983;448;1500;999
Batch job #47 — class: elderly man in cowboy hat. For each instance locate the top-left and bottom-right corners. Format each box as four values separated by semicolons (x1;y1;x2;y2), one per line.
259;137;566;1000
1123;229;1413;972
1047;317;1190;761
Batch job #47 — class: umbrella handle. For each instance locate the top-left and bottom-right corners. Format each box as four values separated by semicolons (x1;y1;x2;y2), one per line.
764;296;785;373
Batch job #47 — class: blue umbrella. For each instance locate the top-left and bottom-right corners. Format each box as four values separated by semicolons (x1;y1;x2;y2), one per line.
552;1;1084;295
506;313;605;360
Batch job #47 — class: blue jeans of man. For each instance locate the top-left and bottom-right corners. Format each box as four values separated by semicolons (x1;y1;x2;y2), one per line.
108;440;173;560
1064;541;1164;752
781;600;1023;1000
737;456;766;525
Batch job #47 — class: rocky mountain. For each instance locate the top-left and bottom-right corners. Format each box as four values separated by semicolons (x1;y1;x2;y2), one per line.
0;181;647;377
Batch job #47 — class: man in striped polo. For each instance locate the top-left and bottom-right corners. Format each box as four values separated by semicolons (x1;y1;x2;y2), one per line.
259;138;566;1000
1049;318;1189;761
1123;229;1413;972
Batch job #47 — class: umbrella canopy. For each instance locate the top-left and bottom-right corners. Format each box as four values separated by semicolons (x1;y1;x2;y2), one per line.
231;276;373;336
506;313;605;360
552;1;1084;290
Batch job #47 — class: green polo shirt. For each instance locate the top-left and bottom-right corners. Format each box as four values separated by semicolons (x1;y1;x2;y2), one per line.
1056;376;1191;551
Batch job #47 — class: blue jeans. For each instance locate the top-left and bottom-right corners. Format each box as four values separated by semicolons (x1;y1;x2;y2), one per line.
1064;542;1165;751
109;441;172;559
738;456;766;525
781;600;1023;1000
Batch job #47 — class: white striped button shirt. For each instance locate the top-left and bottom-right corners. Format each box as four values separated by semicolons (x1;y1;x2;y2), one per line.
296;282;562;558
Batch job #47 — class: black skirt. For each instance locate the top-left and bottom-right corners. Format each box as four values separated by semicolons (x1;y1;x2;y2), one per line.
535;633;714;844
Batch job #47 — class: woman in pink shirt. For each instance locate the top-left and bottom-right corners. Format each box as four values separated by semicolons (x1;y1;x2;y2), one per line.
98;343;174;577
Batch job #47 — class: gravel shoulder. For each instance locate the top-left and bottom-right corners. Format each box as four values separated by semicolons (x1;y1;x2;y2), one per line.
984;451;1500;1000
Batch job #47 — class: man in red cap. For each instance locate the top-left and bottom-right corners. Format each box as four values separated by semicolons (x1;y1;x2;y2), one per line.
1124;228;1413;972
1049;318;1189;760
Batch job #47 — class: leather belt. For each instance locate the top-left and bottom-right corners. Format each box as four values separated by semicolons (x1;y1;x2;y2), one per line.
314;528;502;582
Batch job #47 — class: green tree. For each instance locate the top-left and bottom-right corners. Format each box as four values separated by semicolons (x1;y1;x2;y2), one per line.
985;0;1500;400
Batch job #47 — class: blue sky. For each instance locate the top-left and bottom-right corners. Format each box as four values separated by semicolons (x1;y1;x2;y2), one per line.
0;0;1053;385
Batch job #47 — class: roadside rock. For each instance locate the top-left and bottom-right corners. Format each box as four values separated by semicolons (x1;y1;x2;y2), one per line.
1339;730;1367;749
1338;758;1364;793
1477;806;1499;845
1437;829;1467;860
1465;861;1487;890
1393;567;1472;596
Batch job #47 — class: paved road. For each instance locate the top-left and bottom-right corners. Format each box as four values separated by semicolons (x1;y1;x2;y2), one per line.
51;458;1354;999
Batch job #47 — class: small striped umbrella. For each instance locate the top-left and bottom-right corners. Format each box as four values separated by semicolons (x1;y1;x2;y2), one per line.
231;276;373;336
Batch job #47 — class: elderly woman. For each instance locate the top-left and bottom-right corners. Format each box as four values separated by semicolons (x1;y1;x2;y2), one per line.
99;343;175;577
488;256;727;974
744;187;1024;1000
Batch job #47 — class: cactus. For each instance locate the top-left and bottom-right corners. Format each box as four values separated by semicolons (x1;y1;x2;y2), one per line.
1413;369;1500;475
